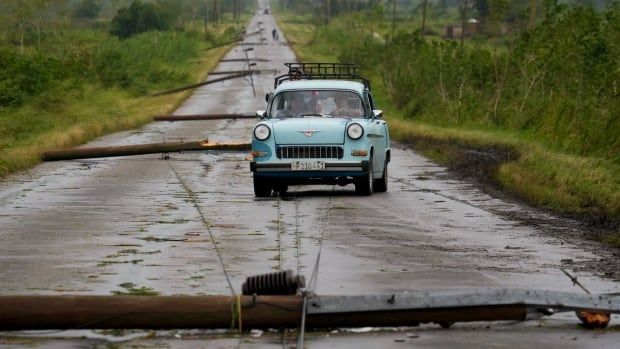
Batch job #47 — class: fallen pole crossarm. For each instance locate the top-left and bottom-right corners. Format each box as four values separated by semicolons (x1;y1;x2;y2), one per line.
150;71;252;97
153;114;255;122
305;289;620;327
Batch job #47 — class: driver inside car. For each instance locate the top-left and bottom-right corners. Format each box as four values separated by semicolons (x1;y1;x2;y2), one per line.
275;94;306;118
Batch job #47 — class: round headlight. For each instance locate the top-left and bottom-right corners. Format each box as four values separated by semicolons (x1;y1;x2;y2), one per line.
347;123;364;140
254;124;271;140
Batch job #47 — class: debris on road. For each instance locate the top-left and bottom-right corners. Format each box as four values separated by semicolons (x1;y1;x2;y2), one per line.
220;58;271;62
3;289;617;330
153;114;255;122
41;141;251;162
576;310;611;329
150;71;253;97
250;329;264;338
208;69;276;75
202;38;243;51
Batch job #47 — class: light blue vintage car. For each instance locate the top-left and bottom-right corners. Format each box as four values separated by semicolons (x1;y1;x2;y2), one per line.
250;63;390;197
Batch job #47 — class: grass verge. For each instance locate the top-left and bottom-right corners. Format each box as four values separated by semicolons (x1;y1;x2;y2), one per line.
275;13;619;245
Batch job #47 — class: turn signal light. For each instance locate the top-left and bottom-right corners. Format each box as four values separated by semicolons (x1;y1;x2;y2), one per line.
351;150;368;156
252;151;268;157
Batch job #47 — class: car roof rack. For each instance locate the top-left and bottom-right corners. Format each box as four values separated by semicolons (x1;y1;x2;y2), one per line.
274;62;371;90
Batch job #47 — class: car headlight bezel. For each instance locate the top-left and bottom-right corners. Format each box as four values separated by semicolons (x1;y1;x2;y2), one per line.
254;124;271;141
347;123;364;140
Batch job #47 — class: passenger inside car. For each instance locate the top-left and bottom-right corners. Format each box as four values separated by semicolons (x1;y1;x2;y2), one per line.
331;94;364;117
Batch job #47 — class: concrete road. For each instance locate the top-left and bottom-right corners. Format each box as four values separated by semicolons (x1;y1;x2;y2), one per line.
0;2;618;348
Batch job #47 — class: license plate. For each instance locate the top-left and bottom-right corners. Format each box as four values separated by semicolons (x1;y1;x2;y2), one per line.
291;160;325;171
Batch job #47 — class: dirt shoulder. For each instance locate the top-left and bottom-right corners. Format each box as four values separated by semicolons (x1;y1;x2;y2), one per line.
400;133;620;272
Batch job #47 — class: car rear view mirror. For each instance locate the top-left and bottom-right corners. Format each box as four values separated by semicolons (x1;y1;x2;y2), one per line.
256;110;266;119
373;110;383;119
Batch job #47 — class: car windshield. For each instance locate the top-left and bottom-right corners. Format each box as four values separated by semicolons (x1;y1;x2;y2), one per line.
269;90;365;118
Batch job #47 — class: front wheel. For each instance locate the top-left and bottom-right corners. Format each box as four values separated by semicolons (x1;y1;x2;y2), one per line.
253;176;272;197
354;158;373;196
373;161;388;193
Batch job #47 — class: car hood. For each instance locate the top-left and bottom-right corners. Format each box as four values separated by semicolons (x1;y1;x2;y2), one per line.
272;118;348;145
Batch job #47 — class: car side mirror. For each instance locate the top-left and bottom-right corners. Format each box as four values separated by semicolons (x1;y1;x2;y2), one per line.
256;110;266;119
265;92;273;103
373;110;383;119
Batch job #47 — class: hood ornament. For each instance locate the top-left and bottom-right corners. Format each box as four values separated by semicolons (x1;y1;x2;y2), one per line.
297;130;323;137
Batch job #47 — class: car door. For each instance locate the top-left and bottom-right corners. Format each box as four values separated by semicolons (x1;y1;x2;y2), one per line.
364;92;386;174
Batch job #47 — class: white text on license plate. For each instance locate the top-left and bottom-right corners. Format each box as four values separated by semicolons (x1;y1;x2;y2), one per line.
291;161;325;171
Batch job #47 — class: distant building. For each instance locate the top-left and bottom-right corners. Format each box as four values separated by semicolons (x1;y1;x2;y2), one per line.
444;19;481;39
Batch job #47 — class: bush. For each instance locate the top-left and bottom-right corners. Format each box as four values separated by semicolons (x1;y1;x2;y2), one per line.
72;0;102;20
0;29;201;107
0;50;66;107
110;1;172;39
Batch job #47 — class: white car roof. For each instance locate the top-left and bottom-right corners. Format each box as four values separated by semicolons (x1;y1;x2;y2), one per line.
275;80;366;95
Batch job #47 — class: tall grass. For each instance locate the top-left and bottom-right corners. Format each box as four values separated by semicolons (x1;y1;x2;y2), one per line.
0;26;239;176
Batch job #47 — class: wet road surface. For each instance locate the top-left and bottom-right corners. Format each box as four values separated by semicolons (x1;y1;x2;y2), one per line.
0;2;618;348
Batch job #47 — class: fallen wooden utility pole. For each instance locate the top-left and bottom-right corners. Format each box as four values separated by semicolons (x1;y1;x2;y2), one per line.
153;114;255;122
151;72;252;97
0;295;301;330
208;69;276;75
220;58;271;62
0;295;526;330
41;141;251;162
244;28;265;37
203;38;243;51
1;290;618;330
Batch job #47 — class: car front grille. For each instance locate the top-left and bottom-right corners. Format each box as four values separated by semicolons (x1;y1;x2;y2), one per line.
277;146;344;159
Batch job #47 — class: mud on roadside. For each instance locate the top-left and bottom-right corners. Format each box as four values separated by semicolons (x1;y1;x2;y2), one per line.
401;135;620;280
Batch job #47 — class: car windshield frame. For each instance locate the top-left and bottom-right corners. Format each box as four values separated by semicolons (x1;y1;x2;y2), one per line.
267;89;369;119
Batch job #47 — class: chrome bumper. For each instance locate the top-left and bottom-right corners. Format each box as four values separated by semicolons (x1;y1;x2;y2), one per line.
250;161;368;173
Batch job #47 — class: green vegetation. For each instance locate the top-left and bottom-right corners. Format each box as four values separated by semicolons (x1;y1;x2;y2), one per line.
112;282;159;296
110;1;173;38
72;0;102;20
0;0;253;177
275;1;619;241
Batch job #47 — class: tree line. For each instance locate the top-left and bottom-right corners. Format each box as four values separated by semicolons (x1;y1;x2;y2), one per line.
276;0;610;28
0;0;254;52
